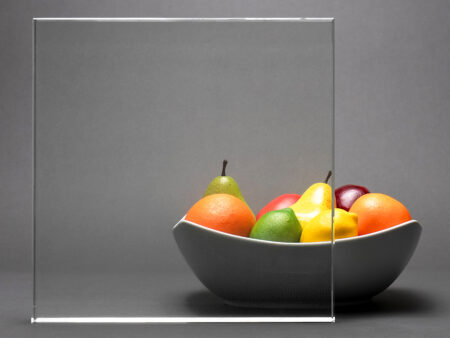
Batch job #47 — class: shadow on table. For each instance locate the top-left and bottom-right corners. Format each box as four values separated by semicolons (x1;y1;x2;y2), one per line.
183;287;441;319
183;290;332;318
336;287;441;320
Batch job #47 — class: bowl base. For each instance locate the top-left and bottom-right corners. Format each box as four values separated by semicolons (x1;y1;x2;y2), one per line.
223;299;330;310
223;297;373;309
335;298;372;307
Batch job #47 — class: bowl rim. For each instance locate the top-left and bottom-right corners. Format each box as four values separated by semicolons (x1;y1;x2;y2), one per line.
173;217;421;247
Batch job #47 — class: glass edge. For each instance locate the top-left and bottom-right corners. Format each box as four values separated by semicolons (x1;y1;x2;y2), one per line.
330;18;335;319
32;17;335;22
31;18;37;321
31;317;336;323
31;17;336;320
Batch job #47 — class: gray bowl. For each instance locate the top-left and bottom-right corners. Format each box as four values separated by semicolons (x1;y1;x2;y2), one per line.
173;218;421;307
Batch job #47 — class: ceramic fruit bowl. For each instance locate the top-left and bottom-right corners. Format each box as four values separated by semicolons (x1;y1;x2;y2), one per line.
173;218;421;307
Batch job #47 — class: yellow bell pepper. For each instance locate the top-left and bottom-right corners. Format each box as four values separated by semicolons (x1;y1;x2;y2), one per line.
300;208;358;243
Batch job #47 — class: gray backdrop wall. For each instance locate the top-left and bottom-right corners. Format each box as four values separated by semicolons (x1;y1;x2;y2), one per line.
1;0;449;273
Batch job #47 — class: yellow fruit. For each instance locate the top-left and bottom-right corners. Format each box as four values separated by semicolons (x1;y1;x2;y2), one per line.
300;208;358;243
290;182;335;230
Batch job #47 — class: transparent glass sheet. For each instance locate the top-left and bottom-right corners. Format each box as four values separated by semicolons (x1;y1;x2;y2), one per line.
33;18;335;322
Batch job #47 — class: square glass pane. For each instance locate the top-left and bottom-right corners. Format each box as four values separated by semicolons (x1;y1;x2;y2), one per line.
33;18;335;323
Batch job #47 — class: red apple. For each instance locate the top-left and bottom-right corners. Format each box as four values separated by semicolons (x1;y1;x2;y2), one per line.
256;194;301;220
335;184;370;211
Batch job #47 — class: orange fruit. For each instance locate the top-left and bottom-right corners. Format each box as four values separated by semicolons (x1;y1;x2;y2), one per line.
349;193;411;235
185;193;255;237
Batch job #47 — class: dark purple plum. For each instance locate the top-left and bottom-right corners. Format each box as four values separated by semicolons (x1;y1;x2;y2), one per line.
335;184;370;211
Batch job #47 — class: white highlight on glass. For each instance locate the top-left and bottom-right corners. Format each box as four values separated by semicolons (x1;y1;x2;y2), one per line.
32;317;335;324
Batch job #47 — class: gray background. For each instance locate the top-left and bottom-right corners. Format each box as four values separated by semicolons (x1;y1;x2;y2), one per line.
1;0;450;337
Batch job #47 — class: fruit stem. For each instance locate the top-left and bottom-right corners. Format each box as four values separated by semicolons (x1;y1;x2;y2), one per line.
324;170;332;184
222;159;228;176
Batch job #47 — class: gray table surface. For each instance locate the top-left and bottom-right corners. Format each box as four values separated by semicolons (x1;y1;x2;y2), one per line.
1;268;449;337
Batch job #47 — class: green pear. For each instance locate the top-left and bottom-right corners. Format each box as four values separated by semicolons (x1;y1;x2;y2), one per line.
249;208;302;242
203;160;247;204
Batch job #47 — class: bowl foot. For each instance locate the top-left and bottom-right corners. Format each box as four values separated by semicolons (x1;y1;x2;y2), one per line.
335;297;372;307
223;299;330;310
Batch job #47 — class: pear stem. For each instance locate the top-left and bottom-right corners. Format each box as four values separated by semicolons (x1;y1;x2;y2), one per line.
221;159;228;176
324;170;332;184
